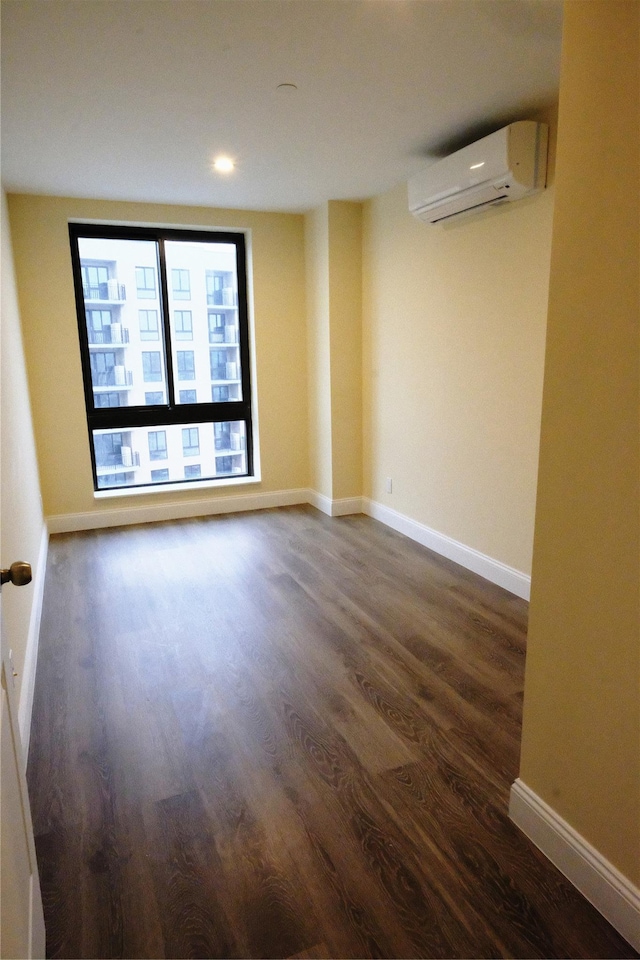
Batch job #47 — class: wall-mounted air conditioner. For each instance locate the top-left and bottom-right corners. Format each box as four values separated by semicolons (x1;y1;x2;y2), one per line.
408;121;548;225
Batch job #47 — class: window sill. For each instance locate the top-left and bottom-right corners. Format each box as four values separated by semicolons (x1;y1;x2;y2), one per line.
94;474;262;500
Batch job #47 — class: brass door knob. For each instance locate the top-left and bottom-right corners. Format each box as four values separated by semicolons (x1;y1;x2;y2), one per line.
0;561;32;587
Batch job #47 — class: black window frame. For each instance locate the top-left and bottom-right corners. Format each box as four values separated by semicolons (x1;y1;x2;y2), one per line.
70;223;254;492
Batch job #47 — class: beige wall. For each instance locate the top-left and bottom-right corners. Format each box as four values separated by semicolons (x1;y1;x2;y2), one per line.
305;204;333;499
305;200;363;502
362;109;556;575
7;195;308;520
328;201;363;501
1;190;46;713
519;0;640;884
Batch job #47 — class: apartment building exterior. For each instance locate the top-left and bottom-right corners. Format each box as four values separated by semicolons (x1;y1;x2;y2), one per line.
76;234;249;489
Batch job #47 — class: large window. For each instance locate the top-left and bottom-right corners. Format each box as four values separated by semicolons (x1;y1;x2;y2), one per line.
70;224;254;491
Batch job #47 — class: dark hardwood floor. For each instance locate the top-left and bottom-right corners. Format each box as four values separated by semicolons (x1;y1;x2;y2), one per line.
27;506;636;959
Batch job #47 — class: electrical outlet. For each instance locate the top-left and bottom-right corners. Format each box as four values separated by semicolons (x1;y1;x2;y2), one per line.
386;477;393;494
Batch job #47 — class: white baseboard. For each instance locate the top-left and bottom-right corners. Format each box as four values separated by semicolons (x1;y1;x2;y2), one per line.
47;487;310;534
509;779;640;951
308;491;363;517
18;522;48;762
362;498;530;600
29;871;46;960
47;490;528;599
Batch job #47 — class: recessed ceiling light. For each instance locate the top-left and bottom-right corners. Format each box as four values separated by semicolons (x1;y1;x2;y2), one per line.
213;156;235;174
276;83;298;92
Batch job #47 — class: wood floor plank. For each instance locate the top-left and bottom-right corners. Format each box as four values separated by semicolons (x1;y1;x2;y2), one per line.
26;506;638;959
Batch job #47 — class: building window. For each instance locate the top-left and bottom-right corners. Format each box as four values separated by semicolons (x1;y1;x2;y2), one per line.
139;309;159;340
95;392;122;408
90;351;117;386
212;385;230;402
70;224;254;492
208;313;225;342
97;473;132;489
182;427;200;457
177;351;195;381
174;310;193;340
151;469;170;482
87;309;112;343
142;351;162;382
184;464;201;479
206;271;235;306
81;263;109;300
172;269;190;300
148;430;167;461
136;266;156;299
95;432;123;467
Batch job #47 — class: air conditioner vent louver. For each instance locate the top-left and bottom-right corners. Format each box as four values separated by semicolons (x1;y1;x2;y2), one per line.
409;121;548;225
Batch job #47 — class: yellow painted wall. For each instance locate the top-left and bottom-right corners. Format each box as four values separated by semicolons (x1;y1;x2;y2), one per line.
328;201;363;501
519;0;640;884
305;204;333;499
7;195;308;520
362;109;556;575
1;190;46;710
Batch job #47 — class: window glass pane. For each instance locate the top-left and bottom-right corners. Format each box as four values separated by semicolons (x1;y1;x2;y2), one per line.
182;426;200;457
165;240;242;404
172;268;191;300
174;310;193;340
136;265;156;299
142;351;163;382
92;421;247;489
139;309;159;340
148;429;167;460
78;237;167;407
177;350;195;381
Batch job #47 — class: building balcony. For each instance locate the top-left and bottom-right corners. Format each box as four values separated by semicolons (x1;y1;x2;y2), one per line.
209;330;238;344
214;436;245;453
92;367;134;389
88;324;130;346
210;362;239;381
96;449;140;472
206;291;237;307
83;280;126;302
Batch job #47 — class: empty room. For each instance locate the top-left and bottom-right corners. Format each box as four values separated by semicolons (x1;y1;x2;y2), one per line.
1;1;638;958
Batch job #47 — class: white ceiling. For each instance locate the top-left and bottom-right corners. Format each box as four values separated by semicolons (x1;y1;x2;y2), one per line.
1;0;563;213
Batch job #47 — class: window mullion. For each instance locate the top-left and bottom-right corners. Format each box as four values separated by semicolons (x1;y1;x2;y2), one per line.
157;238;176;407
